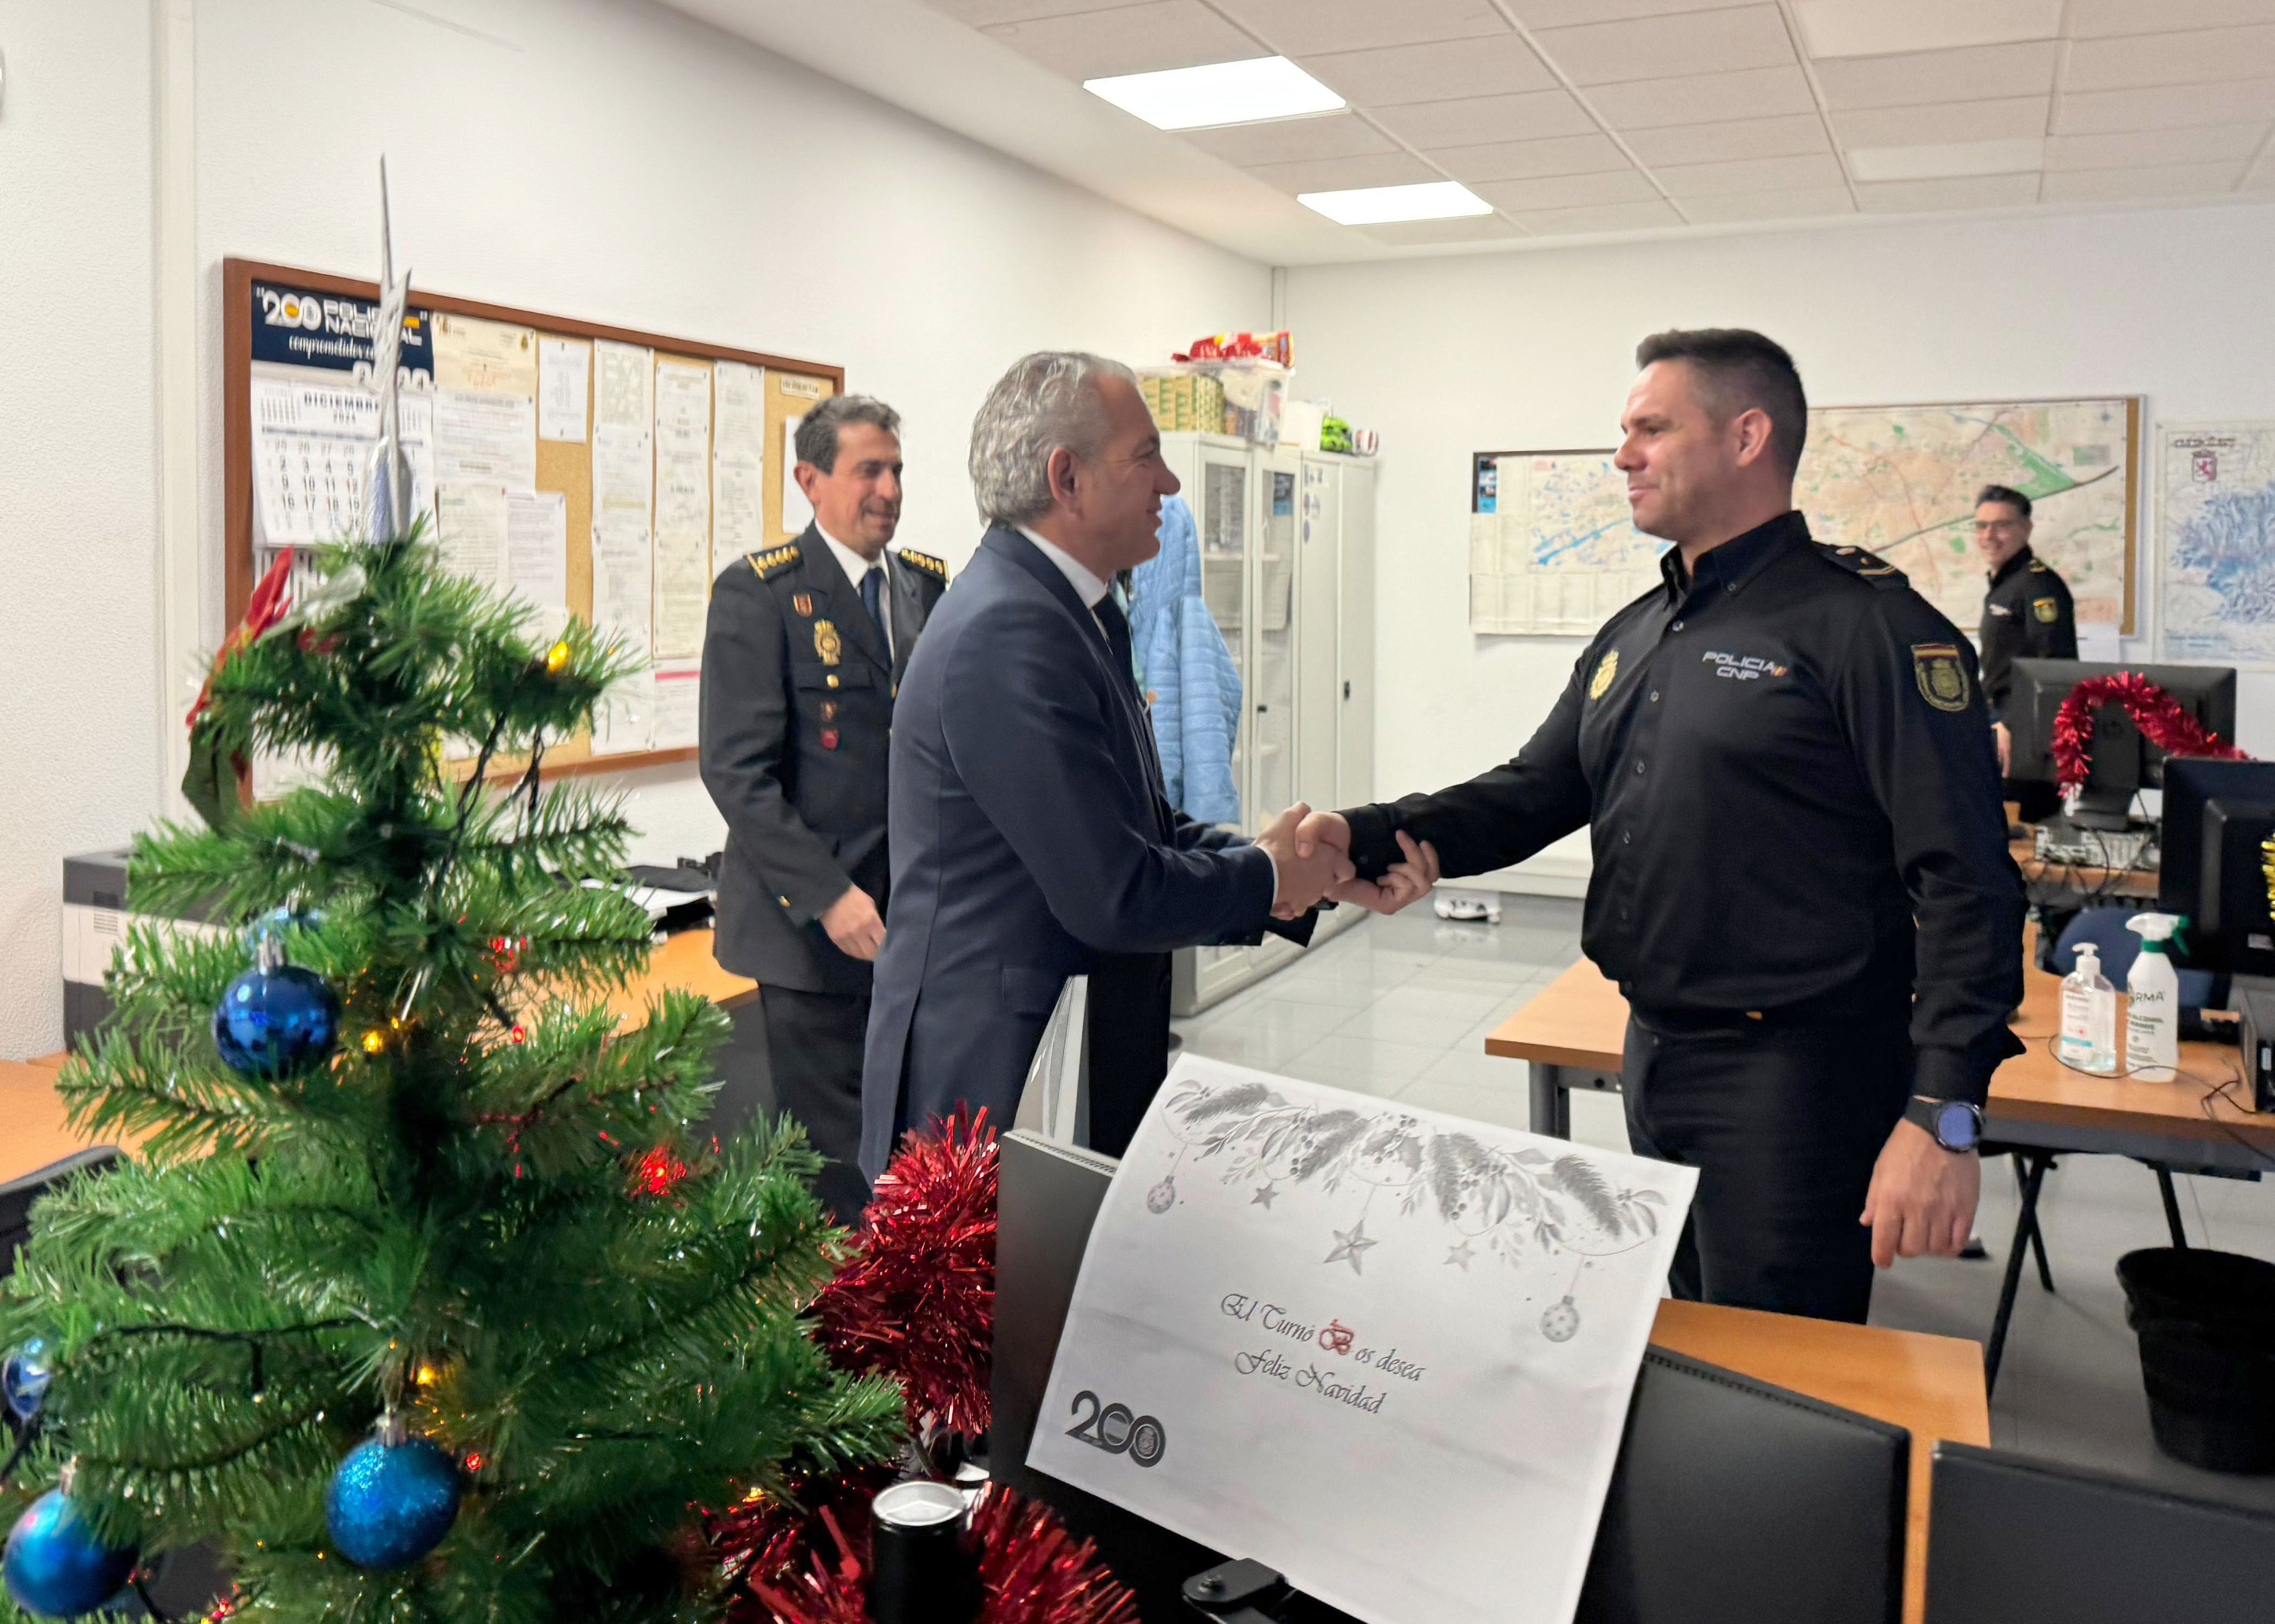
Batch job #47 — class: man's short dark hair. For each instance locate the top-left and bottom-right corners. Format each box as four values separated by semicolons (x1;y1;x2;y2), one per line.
795;394;901;473
1975;484;2032;518
1634;328;1808;477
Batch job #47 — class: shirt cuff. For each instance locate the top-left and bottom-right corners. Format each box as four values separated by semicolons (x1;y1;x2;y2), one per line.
1913;1045;1992;1109
1340;804;1400;880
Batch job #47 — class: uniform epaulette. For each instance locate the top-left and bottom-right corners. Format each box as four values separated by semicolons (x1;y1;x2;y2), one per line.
897;548;949;583
1815;542;1908;586
2029;558;2050;573
747;543;801;579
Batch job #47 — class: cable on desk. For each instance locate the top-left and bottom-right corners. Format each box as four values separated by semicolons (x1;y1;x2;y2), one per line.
2035;1032;2275;1172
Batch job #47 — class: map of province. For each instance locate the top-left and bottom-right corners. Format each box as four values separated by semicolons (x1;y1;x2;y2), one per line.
2160;422;2275;666
1797;398;2137;636
1470;451;1664;635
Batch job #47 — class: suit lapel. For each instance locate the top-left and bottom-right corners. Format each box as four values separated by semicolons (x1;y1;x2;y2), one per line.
887;552;925;689
800;524;892;676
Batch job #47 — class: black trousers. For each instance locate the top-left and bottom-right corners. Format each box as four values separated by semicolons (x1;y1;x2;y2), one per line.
757;985;872;1227
1621;1014;1911;1324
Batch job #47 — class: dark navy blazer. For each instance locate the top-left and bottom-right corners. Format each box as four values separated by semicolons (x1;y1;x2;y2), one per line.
858;525;1276;1176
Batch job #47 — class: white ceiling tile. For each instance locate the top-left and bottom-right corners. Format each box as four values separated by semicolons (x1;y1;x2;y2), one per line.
1654;151;1848;195
1369;90;1599;147
1357;215;1530;245
1216;0;1508;56
1534;5;1797;87
2039;160;2248;200
1510;0;1740;25
2054;79;2275;134
1793;0;2060;60
1180;113;1395;167
1679;184;1858;222
2045;123;2268;171
1832;97;2048;147
1812;42;2057;110
1502;199;1686;234
1300;35;1559;105
1428;133;1634;182
1588;64;1818;127
926;0;1135;23
1473;168;1661;209
1624;113;1830;166
1242;151;1442;193
2246;156;2275;188
978;2;1258;80
2066;25;2275;92
1847;137;2043;181
1855;172;2042;210
2069;1;2275;39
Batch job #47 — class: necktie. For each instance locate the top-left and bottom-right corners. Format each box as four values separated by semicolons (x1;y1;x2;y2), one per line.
1094;594;1170;828
1095;592;1135;682
860;565;887;648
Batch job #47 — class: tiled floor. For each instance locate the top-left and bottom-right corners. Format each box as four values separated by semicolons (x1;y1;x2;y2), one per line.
1174;896;2275;1510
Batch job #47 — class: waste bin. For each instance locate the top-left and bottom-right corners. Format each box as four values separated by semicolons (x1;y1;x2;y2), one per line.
2118;1247;2275;1474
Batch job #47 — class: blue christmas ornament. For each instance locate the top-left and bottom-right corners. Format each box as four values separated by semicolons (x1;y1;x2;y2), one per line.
3;1337;54;1423
325;1430;461;1569
211;917;338;1079
4;1489;136;1618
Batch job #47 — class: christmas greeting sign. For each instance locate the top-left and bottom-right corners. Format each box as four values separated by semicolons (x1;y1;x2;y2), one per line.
1028;1057;1696;1624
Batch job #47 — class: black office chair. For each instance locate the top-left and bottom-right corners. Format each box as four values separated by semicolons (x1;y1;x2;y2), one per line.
0;1145;119;1278
1926;1440;2275;1623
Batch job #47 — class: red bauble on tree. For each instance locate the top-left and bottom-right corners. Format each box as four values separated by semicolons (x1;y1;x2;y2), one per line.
2049;671;2246;793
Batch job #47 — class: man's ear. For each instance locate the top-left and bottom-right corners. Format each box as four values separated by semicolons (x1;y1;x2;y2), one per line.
1730;407;1775;469
793;461;822;499
1046;445;1082;512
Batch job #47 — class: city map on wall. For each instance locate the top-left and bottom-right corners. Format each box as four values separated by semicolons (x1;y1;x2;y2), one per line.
1470;397;2139;638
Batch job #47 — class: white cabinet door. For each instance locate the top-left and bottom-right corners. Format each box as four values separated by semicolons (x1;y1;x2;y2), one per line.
1336;460;1376;811
1297;457;1341;816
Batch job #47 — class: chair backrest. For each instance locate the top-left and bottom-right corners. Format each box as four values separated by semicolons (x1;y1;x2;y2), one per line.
0;1147;119;1277
1927;1440;2275;1623
1576;1349;1910;1624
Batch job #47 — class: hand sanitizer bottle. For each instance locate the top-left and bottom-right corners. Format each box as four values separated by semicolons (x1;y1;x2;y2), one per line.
2061;943;2118;1074
2125;914;2184;1082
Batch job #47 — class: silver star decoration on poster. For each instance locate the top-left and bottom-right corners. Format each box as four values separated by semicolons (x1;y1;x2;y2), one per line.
1251;1185;1278;1208
1445;1238;1475;1270
1324;1219;1377;1275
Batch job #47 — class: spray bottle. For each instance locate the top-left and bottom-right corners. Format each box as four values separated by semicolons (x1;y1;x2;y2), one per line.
2125;914;2184;1082
2060;943;2118;1075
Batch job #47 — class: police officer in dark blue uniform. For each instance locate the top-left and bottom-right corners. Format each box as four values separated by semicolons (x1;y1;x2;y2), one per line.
1973;484;2078;817
1301;331;2026;1324
700;395;948;1222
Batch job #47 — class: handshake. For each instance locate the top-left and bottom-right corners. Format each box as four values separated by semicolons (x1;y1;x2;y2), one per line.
1252;806;1443;922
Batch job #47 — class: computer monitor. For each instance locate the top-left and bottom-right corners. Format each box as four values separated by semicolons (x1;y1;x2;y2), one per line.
2158;759;2275;978
2006;659;2238;830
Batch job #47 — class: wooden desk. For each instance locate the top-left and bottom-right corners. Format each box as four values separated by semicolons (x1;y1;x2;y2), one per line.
1;929;756;1187
1650;1298;1989;1624
2008;831;2161;901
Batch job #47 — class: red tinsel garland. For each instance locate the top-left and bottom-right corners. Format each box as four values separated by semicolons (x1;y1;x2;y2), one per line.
814;1110;998;1440
2049;671;2246;793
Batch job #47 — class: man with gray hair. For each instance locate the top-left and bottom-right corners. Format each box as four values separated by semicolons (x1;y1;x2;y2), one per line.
701;391;951;1222
859;352;1350;1172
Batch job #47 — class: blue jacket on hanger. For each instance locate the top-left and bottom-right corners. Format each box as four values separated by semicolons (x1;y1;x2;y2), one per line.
1129;494;1243;827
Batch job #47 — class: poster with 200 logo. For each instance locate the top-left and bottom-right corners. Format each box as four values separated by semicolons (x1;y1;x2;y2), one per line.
1064;1390;1165;1468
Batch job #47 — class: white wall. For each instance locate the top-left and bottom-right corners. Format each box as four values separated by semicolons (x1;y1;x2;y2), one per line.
1285;202;2275;891
0;0;1267;1058
0;2;160;1055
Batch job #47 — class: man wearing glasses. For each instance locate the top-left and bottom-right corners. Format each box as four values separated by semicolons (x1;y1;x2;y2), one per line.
1974;484;2076;801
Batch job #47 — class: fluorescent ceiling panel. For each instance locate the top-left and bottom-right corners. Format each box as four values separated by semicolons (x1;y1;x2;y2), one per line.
1084;55;1344;130
1795;0;2062;60
1297;180;1495;223
1847;136;2045;181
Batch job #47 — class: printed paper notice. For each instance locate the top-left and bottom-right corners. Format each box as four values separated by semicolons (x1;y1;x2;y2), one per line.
591;422;655;670
436;485;508;591
594;340;653;432
505;490;570;641
651;662;701;750
781;414;813;533
433;314;538;398
714;360;767;557
654;360;713;662
434;388;537;493
538;337;590;443
252;378;435;544
1030;1057;1695;1624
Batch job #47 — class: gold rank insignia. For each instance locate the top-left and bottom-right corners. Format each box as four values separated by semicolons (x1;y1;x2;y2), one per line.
814;619;842;666
898;548;949;582
2032;596;2059;624
1912;643;1970;712
793;592;814;617
748;543;800;579
1589;648;1619;699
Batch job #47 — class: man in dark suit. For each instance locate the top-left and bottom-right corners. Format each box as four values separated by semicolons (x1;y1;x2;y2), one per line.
700;394;949;1221
859;352;1350;1177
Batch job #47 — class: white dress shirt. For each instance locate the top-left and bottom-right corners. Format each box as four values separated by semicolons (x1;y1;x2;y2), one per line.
815;521;891;661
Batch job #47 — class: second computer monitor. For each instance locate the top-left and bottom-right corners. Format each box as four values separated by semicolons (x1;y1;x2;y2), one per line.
2006;659;2238;828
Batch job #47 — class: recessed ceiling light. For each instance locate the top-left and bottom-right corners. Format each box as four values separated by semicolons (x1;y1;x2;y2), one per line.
1297;181;1495;226
1795;0;2060;60
1847;137;2044;181
1083;56;1344;131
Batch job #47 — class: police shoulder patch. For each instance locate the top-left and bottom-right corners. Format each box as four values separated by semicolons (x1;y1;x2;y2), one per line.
2032;595;2060;624
1588;647;1619;700
747;543;802;580
896;547;949;583
1816;541;1908;586
1912;642;1971;713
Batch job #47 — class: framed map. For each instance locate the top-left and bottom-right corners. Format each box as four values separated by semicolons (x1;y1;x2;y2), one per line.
1470;396;2139;638
2158;420;2275;666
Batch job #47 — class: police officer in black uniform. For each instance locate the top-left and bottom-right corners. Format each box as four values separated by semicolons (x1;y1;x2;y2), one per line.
1300;331;2026;1324
700;394;948;1222
1973;484;2077;817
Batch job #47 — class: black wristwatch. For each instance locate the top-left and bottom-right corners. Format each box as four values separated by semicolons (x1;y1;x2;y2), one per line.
1904;1095;1984;1154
